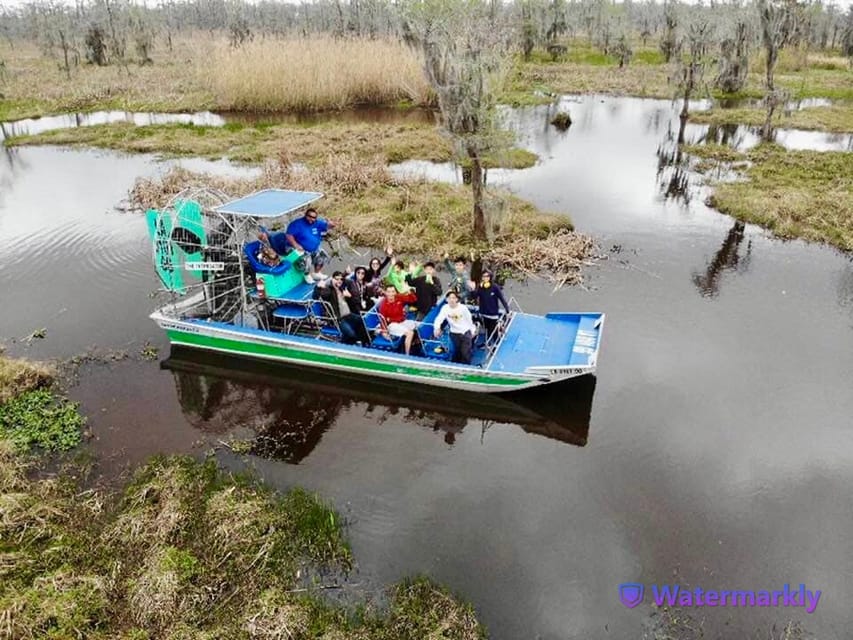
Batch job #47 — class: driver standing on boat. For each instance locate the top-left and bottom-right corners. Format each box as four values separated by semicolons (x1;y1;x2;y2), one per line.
259;208;336;284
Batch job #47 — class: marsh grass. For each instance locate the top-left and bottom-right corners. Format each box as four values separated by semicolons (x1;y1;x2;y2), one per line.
0;355;53;404
0;35;432;120
0;445;486;639
6;120;456;165
686;143;853;251
131;153;593;285
209;36;432;112
689;103;853;132
0;38;214;120
509;43;853;102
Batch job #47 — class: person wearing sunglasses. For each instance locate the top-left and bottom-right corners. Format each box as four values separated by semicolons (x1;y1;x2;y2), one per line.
284;208;336;283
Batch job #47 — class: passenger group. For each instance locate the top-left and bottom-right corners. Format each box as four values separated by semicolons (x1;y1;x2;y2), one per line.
255;208;511;365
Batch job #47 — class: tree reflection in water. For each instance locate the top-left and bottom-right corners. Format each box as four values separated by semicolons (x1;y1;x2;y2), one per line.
165;348;595;462
692;221;752;297
655;123;693;205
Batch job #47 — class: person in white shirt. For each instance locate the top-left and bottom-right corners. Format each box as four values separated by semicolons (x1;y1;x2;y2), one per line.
433;290;477;364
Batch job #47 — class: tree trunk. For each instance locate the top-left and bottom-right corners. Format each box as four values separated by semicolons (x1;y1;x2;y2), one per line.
59;30;71;80
468;151;487;242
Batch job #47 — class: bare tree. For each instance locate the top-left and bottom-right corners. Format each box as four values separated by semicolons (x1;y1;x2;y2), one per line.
546;0;568;43
757;0;796;140
715;20;749;93
402;0;512;242
843;6;853;63
520;0;536;60
671;20;713;143
614;33;633;67
660;2;678;63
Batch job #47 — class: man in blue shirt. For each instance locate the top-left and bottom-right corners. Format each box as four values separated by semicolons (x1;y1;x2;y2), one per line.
260;208;336;284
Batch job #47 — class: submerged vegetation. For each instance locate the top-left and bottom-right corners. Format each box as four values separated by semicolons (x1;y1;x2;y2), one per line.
686;143;853;251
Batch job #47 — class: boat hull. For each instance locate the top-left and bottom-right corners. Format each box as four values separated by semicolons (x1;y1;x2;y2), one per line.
152;312;592;394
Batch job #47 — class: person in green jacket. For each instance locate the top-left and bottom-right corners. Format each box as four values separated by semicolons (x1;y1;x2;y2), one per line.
388;260;422;293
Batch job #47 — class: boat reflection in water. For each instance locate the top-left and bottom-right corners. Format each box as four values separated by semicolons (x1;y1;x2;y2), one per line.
163;347;597;462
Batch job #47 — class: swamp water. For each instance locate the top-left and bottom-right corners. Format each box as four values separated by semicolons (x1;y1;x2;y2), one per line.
1;96;852;639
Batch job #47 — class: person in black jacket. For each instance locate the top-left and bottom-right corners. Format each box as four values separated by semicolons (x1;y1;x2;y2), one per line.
365;246;394;296
313;272;370;345
406;261;443;320
344;266;372;314
474;270;510;344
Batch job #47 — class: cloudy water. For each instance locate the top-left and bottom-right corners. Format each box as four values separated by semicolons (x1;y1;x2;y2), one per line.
2;96;852;639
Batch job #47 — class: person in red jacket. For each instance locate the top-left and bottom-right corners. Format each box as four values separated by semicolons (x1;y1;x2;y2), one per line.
378;284;419;355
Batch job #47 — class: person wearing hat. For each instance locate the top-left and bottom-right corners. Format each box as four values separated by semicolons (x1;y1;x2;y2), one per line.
474;270;510;345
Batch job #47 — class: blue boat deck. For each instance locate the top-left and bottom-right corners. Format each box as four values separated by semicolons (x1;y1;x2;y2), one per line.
487;312;601;374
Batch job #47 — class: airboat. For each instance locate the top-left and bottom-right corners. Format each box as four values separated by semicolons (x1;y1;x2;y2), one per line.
146;188;604;393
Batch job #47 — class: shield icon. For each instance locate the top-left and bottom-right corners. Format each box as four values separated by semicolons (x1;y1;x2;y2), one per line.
618;583;645;608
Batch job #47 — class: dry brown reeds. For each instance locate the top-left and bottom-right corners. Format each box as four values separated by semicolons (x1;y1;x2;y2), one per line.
0;355;54;405
208;36;432;112
130;153;595;286
488;228;598;288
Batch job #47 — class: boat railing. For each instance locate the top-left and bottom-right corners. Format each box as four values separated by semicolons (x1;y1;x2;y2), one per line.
507;296;524;313
483;310;516;370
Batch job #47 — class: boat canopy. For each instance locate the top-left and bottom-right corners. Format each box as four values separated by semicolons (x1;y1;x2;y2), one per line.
213;189;323;218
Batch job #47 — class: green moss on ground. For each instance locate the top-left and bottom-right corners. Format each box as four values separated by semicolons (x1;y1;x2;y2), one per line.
686;143;853;251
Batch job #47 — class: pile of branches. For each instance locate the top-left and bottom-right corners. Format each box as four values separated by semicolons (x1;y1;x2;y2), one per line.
486;228;598;288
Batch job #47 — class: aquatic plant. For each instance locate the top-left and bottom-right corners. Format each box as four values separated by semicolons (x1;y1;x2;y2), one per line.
0;389;85;452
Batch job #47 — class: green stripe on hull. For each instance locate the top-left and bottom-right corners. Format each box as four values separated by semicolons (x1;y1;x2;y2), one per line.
166;329;532;388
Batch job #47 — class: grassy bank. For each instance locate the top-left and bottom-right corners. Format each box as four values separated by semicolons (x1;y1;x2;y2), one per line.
131;154;594;285
506;41;853;105
0;446;485;639
689;103;853;133
6;120;453;165
0;38;214;121
0;35;430;121
5;119;538;169
0;353;486;638
686;143;853;251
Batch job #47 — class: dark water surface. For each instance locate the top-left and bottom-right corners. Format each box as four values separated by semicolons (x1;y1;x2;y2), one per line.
2;96;853;639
